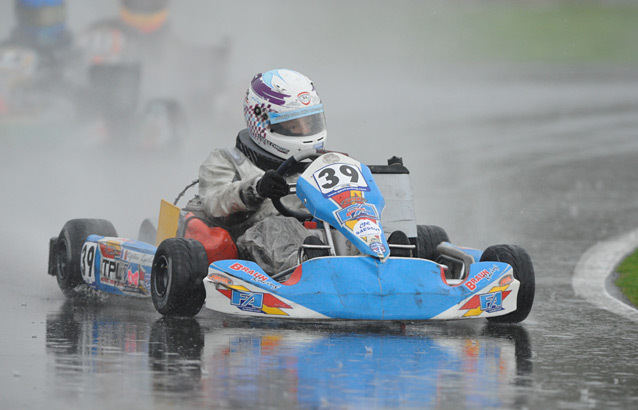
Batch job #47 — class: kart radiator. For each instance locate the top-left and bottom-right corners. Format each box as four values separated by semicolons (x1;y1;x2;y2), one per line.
368;157;417;240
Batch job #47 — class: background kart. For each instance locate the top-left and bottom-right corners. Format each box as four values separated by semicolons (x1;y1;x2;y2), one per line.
48;151;535;323
0;44;76;121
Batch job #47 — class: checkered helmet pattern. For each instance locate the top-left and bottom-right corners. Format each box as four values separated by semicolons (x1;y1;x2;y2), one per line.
243;68;327;160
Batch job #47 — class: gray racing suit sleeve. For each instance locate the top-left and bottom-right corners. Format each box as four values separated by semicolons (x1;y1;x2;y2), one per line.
198;148;265;218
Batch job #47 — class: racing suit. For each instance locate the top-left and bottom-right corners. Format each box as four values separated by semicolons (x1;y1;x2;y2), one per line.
198;130;311;275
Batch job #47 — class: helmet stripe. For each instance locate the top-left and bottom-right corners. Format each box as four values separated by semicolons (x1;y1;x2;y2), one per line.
269;104;324;125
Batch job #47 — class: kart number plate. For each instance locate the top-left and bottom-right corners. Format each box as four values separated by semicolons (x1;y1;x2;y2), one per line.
313;163;368;196
80;242;98;284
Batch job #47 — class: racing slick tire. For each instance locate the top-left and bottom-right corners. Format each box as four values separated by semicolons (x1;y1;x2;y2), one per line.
481;245;535;323
151;238;209;317
51;219;118;297
416;225;450;261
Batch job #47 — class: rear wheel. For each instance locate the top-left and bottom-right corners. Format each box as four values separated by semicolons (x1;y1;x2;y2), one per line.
481;245;535;323
151;238;209;317
139;98;188;149
416;225;450;260
52;219;117;297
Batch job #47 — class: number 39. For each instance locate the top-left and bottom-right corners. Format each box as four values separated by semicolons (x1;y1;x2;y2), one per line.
316;164;361;190
81;243;97;283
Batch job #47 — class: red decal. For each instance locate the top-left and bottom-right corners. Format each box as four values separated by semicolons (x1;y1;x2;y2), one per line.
461;295;481;310
263;294;292;309
127;268;139;286
217;288;232;298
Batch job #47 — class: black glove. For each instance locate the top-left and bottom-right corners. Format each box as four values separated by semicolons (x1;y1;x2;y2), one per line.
256;170;289;199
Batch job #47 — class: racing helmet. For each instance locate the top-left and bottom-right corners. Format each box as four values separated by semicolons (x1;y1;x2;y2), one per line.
244;68;327;160
14;0;67;40
120;0;170;34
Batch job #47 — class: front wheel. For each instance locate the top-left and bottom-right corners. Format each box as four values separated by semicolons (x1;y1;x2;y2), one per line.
52;219;118;297
151;238;209;317
481;244;535;323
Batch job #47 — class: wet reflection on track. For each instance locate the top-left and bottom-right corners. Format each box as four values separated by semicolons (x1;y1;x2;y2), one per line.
148;317;205;395
200;320;533;408
45;302;532;408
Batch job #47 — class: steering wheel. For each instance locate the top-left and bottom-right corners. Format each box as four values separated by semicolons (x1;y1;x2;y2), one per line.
271;150;323;222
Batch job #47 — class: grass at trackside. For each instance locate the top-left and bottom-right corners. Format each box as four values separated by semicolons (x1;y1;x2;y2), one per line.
416;2;638;63
615;250;638;308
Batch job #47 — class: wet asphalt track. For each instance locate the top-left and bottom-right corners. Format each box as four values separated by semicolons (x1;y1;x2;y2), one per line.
2;2;638;409
2;64;637;410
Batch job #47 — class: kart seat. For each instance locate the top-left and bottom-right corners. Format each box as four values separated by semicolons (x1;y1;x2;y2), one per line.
182;212;238;264
435;242;475;282
388;230;415;257
300;236;331;260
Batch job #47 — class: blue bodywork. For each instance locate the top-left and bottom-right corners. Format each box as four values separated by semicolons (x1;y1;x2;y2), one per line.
211;257;512;320
206;152;517;320
81;235;157;297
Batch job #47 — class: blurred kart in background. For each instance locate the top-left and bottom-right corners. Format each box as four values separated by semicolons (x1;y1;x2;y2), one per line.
2;0;230;150
74;0;231;149
0;45;40;117
0;44;77;123
0;0;78;124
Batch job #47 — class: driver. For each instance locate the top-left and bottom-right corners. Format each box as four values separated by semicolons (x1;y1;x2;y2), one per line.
3;0;74;63
1;0;76;113
197;68;327;275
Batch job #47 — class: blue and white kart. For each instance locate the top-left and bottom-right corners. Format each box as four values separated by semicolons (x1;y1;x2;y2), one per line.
174;151;533;323
47;151;534;323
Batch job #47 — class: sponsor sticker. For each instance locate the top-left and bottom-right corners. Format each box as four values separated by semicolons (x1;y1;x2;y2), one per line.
353;219;382;237
231;290;264;312
208;273;233;286
322;153;340;164
297;91;311;105
99;241;122;259
479;291;504;313
465;264;500;291
336;203;379;225
369;241;387;256
127;267;140;287
229;262;280;290
499;275;513;287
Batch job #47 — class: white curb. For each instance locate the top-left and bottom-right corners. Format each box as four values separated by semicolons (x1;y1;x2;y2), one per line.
572;228;638;321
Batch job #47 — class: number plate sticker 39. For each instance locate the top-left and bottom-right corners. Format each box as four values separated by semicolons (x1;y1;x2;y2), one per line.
313;163;369;197
81;242;98;284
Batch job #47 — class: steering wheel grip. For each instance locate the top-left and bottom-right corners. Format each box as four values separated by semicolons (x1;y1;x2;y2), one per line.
271;150;322;222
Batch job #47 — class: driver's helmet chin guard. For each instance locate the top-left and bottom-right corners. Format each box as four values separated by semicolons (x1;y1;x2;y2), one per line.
244;68;327;160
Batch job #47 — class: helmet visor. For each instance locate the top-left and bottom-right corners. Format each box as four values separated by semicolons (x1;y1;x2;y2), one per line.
270;112;326;137
269;104;326;137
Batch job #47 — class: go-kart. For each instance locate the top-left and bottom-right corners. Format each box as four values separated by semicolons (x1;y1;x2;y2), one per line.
47;151;535;323
0;44;75;121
